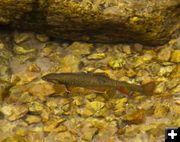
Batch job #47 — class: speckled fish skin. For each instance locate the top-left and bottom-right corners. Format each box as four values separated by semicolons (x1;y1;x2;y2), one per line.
42;73;151;95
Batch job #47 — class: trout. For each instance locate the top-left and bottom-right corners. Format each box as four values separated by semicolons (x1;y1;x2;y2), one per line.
42;73;155;95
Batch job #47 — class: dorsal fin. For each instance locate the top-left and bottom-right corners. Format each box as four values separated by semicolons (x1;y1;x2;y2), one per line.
74;72;109;78
93;72;109;77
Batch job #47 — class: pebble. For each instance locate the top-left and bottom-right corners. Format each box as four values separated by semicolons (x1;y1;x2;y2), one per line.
17;54;36;64
170;64;180;78
53;131;77;142
28;102;44;114
87;53;106;60
171;105;180;115
173;93;180;105
1;104;14;116
60;54;80;72
85;93;97;100
172;84;180;94
0;41;5;50
95;44;108;52
108;58;126;69
42;47;53;57
122;110;145;124
86;101;105;113
72;96;84;106
14;45;36;55
41;108;50;122
67;42;93;56
154;82;166;93
28;83;55;99
172;37;180;49
77;101;105;117
42;42;59;57
157;47;172;61
158;65;175;76
0;64;11;82
53;125;67;132
132;54;153;68
114;98;128;116
136;70;153;84
126;69;137;77
27;63;41;72
153;105;169;118
76;108;93;117
36;34;49;42
25;115;41;124
7;104;28;121
44;117;65;132
171;50;180;63
122;45;131;54
166;78;180;89
133;43;143;53
81;125;98;141
103;6;120;15
14;32;33;44
149;63;161;75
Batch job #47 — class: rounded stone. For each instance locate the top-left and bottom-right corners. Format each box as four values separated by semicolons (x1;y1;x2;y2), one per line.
171;50;180;63
157;47;172;61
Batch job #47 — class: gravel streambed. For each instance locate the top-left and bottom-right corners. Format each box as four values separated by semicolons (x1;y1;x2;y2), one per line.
0;31;180;142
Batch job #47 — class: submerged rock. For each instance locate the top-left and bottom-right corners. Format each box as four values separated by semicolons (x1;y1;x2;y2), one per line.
28;102;44;114
122;109;145;124
44;117;65;132
1;104;28;121
67;42;93;56
28;83;55;99
36;34;49;42
8;104;28;121
171;50;180;63
14;32;33;44
27;63;41;72
157;47;172;61
0;65;11;82
0;0;179;45
81;124;98;141
108;58;126;69
25;115;41;124
14;45;36;55
113;98;128;116
87;53;106;60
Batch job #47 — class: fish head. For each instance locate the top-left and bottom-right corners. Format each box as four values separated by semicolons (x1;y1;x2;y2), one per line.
42;73;59;84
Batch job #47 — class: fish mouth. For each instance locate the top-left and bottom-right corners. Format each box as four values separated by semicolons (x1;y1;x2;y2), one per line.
41;75;48;81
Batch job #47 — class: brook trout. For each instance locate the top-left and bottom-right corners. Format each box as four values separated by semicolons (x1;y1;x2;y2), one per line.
42;73;155;95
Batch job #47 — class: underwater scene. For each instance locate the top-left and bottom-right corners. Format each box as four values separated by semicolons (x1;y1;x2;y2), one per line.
0;0;180;142
0;31;180;142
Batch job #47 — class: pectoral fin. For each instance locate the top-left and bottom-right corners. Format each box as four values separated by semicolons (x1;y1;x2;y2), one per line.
116;86;132;95
142;82;156;95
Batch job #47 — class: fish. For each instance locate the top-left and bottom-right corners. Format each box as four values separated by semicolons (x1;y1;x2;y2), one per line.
42;72;155;95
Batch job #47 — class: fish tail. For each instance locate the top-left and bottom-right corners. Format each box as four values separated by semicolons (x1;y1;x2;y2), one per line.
142;82;156;95
116;82;156;96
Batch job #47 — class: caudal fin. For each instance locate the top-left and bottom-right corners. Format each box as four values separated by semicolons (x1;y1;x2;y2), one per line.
142;82;156;95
